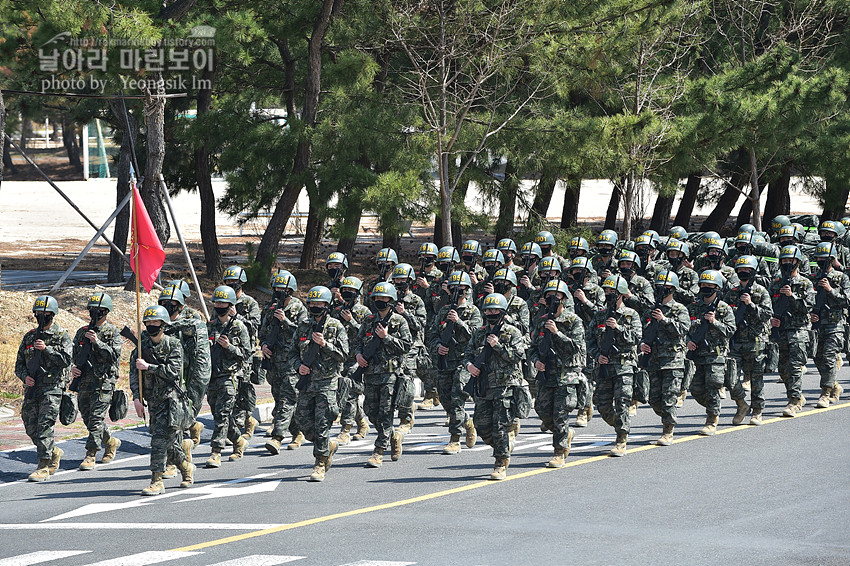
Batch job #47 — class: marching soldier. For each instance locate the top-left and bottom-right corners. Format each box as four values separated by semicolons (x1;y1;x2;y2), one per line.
809;242;849;408
16;295;73;482
496;238;521;272
535;230;570;271
289;286;349;482
260;271;308;454
588;276;642;456
412;245;443;410
390;264;428;439
530;281;586;468
617;250;653;415
633;234;661;280
165;280;204;321
591;229;619;280
413;243;442;304
130;305;193;495
566;237;598;284
517;242;543;301
460;239;487;283
355;282;413;467
205;286;252;467
639;272;690;445
529;256;574;323
365;248;399;302
70;293;123;471
566;257;604;427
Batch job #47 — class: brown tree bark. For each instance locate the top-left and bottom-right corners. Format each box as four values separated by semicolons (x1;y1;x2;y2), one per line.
736;198;752;227
299;200;324;268
140;76;171;246
0;88;4;188
650;194;674;233
763;162;791;223
673;173;701;229
820;177;849;220
560;176;581;230
532;165;558;220
433;213;444;248
195;67;223;279
61;115;82;172
604;180;622;231
107;100;138;283
494;159;519;238
700;169;748;232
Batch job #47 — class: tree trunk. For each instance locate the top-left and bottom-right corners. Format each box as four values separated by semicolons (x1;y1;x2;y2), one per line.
450;176;469;246
195;67;223;279
747;148;763;232
763;162;791;223
700;169;748;232
299;200;324;269
604;180;622;231
673;173;701;228
382;207;401;250
0;88;4;188
532;165;558;220
736;198;752;228
650;194;674;233
255;0;343;270
337;207;362;258
141;75;171;246
433;213;444;248
20;116;31;149
107;100;138;283
821;176;850;220
440;152;454;247
560;176;580;230
494;159;519;238
61;115;82;172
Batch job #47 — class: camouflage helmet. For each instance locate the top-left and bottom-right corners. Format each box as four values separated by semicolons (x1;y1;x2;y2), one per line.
437;246;461;265
700;231;721;245
568;236;590;254
32;295;59;315
654;270;680;289
666;238;689;257
668;226;688;241
570;256;591;271
779;245;804;263
326;251;349;270
370;281;398;302
461;240;483;258
376;248;398;265
602;275;629;295
520;242;543;259
142;304;171;325
340;276;364;292
539;256;562;274
738;223;756;235
492;268;518;286
166;279;191;298
212;285;238;305
271;270;298;292
543;279;571;298
392;263;416;281
635;234;655;249
481;293;509;312
597;229;618;247
158;286;184;306
791;223;806;238
617;249;642;268
482;249;505;265
535;231;557;247
418;243;439;257
448;271;473;288
222;265;248;284
840;217;850;229
819;220;841;237
699;269;724;288
734;255;759;272
703;234;726;253
306;286;333;304
496;238;518;254
87;292;114;312
771;215;791;231
813;241;837;259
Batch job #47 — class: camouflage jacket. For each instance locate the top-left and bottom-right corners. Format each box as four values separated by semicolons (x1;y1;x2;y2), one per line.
427;300;483;365
129;332;184;404
809;269;850;331
641;299;690;369
329;301;371;364
769;273;815;332
396;291;427;345
259;296;309;366
724;282;772;342
354;311;412;382
182;305;205;321
654;261;699;306
460;321;526;395
15;323;73;391
687;299;735;361
587;305;642;371
413;265;442;304
207;316;251;380
621;273;654;316
165;314;211;391
504;293;531;337
571;282;605;329
529;278;575;325
234;292;261;343
287;315;348;391
71;320;123;389
529;309;586;385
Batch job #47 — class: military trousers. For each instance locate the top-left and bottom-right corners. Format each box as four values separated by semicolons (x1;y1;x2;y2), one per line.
207;377;240;449
730;339;766;410
690;358;726;416
473;388;516;459
148;402;186;472
78;385;113;452
534;383;577;450
268;370;300;438
436;368;470;437
364;377;397;450
778;329;810;401
815;328;844;389
648;367;684;426
295;388;339;457
22;388;61;460
593;365;633;435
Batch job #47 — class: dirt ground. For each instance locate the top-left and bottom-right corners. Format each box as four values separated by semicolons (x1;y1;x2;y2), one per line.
3;146;84;181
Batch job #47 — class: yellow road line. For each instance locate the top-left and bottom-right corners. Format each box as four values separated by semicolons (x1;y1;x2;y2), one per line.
172;401;850;552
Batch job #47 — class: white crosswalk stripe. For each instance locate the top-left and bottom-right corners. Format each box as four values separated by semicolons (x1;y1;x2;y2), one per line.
205;556;305;566
80;551;203;566
0;551;92;566
337;562;416;566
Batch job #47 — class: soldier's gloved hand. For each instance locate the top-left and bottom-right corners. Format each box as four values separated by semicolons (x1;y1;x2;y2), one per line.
70;366;81;378
136;358;150;371
356;354;369;368
466;362;481;377
261;345;273;358
134;398;145;418
24;376;35;387
274;308;286;322
416;276;428;288
534;361;546;372
33;339;46;351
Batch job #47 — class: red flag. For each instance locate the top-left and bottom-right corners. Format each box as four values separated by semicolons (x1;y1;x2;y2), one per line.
130;180;165;292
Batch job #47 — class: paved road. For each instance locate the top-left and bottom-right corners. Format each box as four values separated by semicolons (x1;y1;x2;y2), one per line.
0;369;848;566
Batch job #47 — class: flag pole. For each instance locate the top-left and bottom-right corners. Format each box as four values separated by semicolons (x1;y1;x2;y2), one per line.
132;172;144;413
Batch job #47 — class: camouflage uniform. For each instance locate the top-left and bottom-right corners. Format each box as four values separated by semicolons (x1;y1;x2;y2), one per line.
167;313;211;419
587;305;642;435
529;279;575;326
16;324;73;460
570;280;604;416
232;292;261;432
395;290;427;425
642;299;690;425
206;316;252;450
654;261;699;306
621;273;653;404
329;300;371;431
530;310;585;450
725;281;773;411
72;321;123;453
687;297;736;416
288;316;348;458
770;274;815;402
427;300;483;439
259;296;308;438
502;293;532;419
413;265;442;304
811;270;849;392
129;333;189;472
355;312;413;451
181;305;204;321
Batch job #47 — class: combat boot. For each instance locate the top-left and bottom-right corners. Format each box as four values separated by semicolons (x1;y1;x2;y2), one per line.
79;450;97;471
463;418;476;448
609;433;627;457
656;424;674;446
628;400;638;416
547;448;566;468
443;434;462;455
336;424;352;446
205;447;222;468
229;436;248;461
817;386;832;408
182;439;193;463
509;419;521;438
732;398;750;425
241;416;258;440
326;439;338;470
830;382;844;404
397;418;414;434
141;472;164;496
177;460;195;488
287;431;305;450
189;421;204;447
489;457;509;480
162;464;178;479
366;448;384;468
309;457;326;482
699;414;718;436
352;418;370;441
28;459;51;482
265;436;283;455
391;430;403;461
101;436;121;463
416;391;435;410
749;410;763;426
574;409;588;428
48;447;63;475
676;390;687;408
782;398;802;417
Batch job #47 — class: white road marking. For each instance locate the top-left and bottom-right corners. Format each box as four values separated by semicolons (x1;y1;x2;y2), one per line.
0;551;91;565
80;551;202;566
0;454;150;488
0;523;287;530
177;480;281;503
205;556;305;566
337;562;416;566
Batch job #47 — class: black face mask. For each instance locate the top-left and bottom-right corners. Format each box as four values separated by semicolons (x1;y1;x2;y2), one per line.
378;264;391;279
570;271;584;284
494;282;509;294
619;267;633;278
699;287;716;298
780;263;795;277
540;246;552;256
821;234;834;242
737;270;753;282
272;291;286;304
395;282;409;294
226;281;242;293
736;245;751;255
35;312;54;328
214;306;230;317
461;256;475;267
654;287;669;302
636;249;650;259
341;291;357;302
437;263;451;274
327;267;343;282
485;313;502;325
545;295;561;310
88;308;108;321
605;293;619;308
145;324;163;336
309;305;327;316
707;255;722;269
485;265;498;277
817;260;831;272
374;300;392;312
160;302;180;317
599;247;614;257
668;256;683;268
